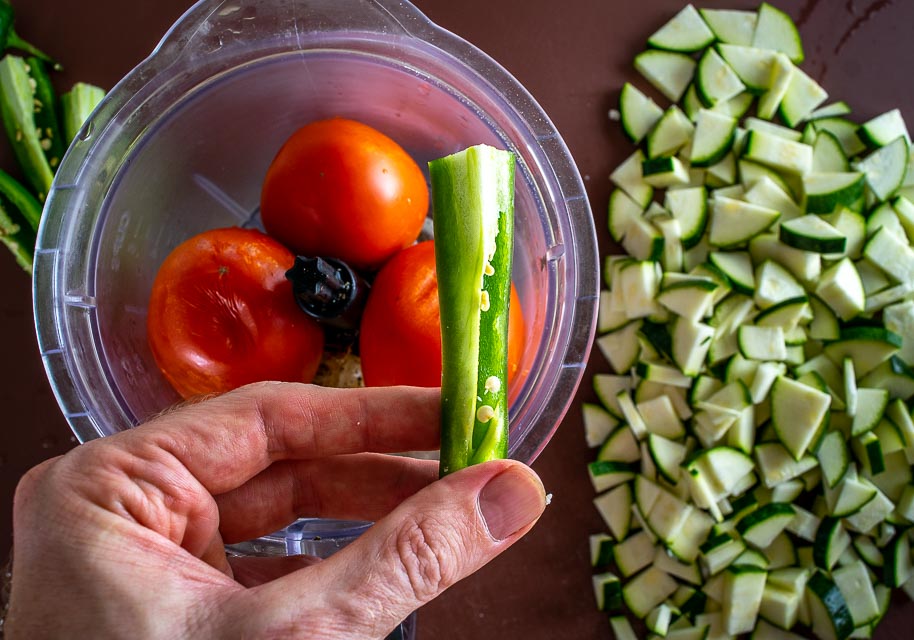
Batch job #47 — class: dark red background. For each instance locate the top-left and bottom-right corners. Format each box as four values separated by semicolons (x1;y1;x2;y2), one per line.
1;1;912;637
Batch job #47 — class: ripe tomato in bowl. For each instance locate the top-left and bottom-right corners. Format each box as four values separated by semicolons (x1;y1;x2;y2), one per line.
147;227;325;399
359;240;525;389
260;117;429;271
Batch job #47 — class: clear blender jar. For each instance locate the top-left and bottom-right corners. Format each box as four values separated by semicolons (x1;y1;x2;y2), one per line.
32;0;599;635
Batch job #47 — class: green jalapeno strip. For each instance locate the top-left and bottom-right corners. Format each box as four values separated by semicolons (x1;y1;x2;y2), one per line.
429;144;516;477
0;54;53;201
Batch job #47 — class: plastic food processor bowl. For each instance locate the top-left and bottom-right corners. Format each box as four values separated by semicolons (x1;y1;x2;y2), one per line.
33;0;598;539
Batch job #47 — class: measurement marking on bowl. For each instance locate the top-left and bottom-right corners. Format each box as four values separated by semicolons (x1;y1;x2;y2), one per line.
193;174;252;223
78;120;94;142
110;211;132;272
64;295;98;309
545;244;566;261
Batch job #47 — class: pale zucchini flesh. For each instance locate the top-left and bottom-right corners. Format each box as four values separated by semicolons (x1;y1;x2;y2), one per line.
590;5;914;638
648;4;716;53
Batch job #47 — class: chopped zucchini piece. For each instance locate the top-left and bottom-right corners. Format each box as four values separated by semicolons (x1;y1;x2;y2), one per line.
648;4;716;53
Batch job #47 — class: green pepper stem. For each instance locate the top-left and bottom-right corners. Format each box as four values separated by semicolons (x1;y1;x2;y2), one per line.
7;31;55;67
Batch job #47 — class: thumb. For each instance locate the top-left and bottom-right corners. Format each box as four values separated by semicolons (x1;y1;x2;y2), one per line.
242;459;546;638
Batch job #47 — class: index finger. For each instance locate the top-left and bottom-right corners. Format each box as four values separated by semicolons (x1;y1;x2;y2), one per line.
124;383;440;495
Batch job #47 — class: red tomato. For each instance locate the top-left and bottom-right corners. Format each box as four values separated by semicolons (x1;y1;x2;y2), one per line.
147;227;325;399
359;240;525;388
260;118;429;271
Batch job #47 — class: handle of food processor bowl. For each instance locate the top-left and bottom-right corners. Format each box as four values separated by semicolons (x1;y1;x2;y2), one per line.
137;0;437;83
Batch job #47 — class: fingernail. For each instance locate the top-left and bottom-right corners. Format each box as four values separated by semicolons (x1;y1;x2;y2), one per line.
478;466;546;541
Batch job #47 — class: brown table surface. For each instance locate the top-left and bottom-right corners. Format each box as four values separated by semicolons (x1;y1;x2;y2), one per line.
2;0;914;638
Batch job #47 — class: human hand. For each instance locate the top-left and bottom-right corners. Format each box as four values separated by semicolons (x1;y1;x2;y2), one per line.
6;383;547;638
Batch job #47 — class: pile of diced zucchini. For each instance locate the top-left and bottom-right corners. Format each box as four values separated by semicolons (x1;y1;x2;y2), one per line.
586;3;914;639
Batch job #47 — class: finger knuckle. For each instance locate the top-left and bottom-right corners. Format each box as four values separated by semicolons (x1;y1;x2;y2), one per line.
391;514;459;601
13;458;56;509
